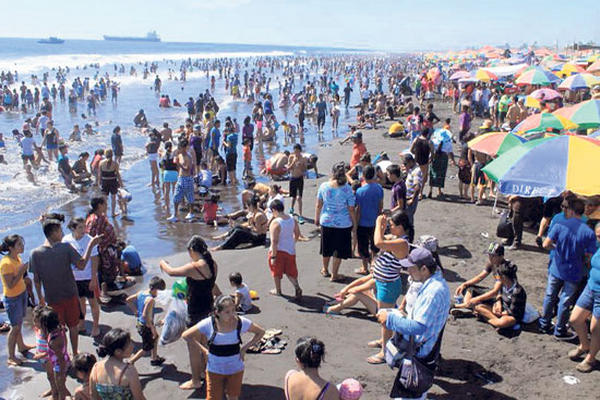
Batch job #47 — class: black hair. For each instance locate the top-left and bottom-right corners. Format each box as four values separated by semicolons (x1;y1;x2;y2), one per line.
566;197;585;216
113;126;120;134
386;164;401;178
186;235;216;275
39;307;60;335
360;152;371;163
42;219;62;239
293;143;302;151
331;162;347;186
363;164;375;180
390;210;412;233
243;116;251;125
269;198;284;212
73;352;97;374
97;328;131;358
79;152;89;159
67;217;85;231
32;304;51;324
498;260;518;281
0;234;22;254
229;272;243;286
88;196;105;217
248;195;260;209
213;294;235;317
295;336;325;369
179;138;189;148
149;276;166;291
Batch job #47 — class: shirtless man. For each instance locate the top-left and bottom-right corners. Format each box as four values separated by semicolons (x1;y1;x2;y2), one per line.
287;144;307;224
262;151;289;180
160;122;173;142
167;138;195;222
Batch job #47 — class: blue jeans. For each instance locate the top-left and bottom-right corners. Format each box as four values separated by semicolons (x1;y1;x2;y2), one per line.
539;273;580;335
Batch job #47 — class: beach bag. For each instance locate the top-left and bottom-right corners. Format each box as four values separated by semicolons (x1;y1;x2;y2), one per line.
384;331;410;369
496;210;513;239
159;297;187;345
522;303;540;324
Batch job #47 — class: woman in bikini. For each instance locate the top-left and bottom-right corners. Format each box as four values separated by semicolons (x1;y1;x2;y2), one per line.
97;149;123;217
284;337;339;400
90;328;145;400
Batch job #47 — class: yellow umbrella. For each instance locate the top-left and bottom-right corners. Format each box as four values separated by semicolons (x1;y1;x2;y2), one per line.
525;96;541;110
558;63;585;77
475;69;497;82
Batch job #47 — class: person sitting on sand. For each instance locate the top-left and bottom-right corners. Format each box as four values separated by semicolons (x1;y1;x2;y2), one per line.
211;195;268;251
322;274;377;316
451;243;506;316
284;337;340;400
473;260;526;331
262;151;290;180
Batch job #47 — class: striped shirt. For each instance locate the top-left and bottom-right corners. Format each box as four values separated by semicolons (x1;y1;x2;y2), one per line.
372;251;404;282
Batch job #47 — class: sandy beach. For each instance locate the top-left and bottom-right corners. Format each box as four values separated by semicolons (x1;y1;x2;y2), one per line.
3;97;598;400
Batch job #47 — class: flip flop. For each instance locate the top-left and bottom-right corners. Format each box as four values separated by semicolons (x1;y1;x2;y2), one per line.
366;354;386;365
261;348;282;354
354;268;369;275
320;270;331;278
367;340;382;349
322;304;341;315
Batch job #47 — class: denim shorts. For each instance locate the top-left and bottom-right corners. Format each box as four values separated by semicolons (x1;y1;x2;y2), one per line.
575;284;594;312
375;279;402;305
5;291;27;326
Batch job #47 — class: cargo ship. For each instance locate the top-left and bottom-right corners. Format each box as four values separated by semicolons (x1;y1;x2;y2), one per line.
103;31;161;42
38;37;65;44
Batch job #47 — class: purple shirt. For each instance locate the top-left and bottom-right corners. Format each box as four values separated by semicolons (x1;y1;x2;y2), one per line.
459;112;471;133
391;180;407;210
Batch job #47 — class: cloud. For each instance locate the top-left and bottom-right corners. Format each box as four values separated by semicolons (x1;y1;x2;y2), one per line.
187;0;252;10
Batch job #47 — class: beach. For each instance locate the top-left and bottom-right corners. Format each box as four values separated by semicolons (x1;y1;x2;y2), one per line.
3;101;598;399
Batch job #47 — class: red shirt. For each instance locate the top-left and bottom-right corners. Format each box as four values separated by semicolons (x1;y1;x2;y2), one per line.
350;142;367;167
203;202;218;223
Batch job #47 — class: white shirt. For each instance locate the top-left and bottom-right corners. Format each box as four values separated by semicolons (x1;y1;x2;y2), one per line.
235;283;253;312
62;233;98;281
21;137;35;156
274;216;296;255
197;316;251;374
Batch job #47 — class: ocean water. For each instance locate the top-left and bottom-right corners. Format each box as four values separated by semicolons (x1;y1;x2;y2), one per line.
0;38;364;256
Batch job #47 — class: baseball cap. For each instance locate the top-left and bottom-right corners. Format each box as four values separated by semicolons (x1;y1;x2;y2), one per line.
352;131;362;140
399;247;435;269
486;242;504;257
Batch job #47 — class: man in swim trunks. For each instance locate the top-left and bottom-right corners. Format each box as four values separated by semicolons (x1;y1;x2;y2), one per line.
168;138;195;223
263;151;290;180
287;144;307;224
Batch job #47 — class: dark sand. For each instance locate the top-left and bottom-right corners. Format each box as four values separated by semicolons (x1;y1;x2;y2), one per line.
4;102;598;400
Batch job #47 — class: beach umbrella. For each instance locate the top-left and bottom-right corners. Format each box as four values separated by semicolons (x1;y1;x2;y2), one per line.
515;67;561;86
524;96;541;110
590;129;600;138
449;70;471;80
512;112;578;136
474;69;497;82
587;60;600;75
431;128;454;153
557;63;585;77
530;88;562;100
468;132;526;157
557;73;600;91
554;100;600;130
482;135;600;197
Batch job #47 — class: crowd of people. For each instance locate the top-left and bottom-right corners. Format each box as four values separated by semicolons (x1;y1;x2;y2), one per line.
2;49;600;400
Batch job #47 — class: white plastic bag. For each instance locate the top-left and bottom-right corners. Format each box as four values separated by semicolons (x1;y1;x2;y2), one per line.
522;303;539;324
159;298;187;345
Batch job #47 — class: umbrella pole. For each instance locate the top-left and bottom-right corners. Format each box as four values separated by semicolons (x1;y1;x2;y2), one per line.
492;191;499;216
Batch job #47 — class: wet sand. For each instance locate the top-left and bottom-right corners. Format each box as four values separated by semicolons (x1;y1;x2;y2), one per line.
4;101;598;399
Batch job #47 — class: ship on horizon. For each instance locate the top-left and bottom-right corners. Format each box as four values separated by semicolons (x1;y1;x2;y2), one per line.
103;31;160;42
38;37;64;44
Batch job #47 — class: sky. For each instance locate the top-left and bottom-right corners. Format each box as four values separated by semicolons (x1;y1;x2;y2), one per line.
5;0;600;51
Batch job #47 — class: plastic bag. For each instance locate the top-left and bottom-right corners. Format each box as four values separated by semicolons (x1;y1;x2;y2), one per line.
159;298;187;345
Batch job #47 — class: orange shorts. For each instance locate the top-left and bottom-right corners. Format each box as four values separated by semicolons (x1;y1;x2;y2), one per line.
49;295;81;328
268;251;298;279
206;370;244;400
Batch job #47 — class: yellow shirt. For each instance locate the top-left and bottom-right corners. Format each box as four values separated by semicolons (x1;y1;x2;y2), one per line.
389;122;405;134
0;255;26;298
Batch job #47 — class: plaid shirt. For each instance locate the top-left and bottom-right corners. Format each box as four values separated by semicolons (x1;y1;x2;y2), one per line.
386;269;450;358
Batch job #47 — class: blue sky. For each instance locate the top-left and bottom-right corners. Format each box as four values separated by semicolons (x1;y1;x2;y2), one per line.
6;0;600;50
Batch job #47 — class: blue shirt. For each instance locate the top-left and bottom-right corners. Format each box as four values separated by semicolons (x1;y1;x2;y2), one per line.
224;132;238;156
122;245;142;272
210;127;221;150
589;248;600;292
356;182;383;227
548;217;596;282
111;133;123;155
317;181;355;228
385;269;450;358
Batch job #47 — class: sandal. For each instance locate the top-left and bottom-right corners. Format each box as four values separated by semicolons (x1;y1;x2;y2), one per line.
354;268;369;276
367;340;382;349
366;354;386;365
320;270;331;278
322;304;340;315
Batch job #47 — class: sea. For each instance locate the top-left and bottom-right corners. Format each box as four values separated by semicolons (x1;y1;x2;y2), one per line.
0;38;367;258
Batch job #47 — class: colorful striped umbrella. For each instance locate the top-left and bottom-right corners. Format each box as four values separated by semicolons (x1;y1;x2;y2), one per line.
557;63;585;77
558;73;600;90
512;112;578;136
515;66;561;86
553;100;600;130
530;88;562;100
474;69;497;82
449;70;471;80
468;132;526;157
483;135;600;197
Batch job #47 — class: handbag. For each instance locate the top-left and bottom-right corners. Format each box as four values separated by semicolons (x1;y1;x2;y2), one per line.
384;332;409;368
496;210;513;239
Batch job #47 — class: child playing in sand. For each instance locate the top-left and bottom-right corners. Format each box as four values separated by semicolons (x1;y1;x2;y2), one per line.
73;352;97;400
202;194;229;226
39;306;71;400
126;276;166;365
229;272;253;313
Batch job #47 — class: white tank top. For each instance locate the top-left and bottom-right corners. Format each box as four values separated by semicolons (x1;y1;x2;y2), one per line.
275;216;296;255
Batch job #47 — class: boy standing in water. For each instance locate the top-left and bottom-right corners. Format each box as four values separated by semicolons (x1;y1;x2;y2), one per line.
287;144;307;224
127;276;166;365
